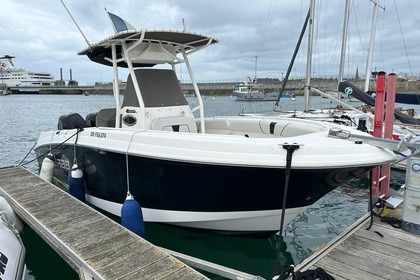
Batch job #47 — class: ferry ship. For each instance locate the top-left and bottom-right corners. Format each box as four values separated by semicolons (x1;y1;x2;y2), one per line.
0;55;55;87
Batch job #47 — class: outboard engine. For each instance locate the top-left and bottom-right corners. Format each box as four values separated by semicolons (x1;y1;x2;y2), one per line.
85;112;97;127
57;113;88;130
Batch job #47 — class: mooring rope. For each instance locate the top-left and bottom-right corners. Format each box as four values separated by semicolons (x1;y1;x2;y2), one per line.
273;144;300;279
18;129;83;167
73;128;81;165
125;132;138;196
125;152;131;195
274;265;335;280
17;141;37;166
272;143;337;280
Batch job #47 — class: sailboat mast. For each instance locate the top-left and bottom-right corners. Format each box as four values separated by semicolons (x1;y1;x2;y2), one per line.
254;55;258;83
304;0;315;111
364;0;380;93
338;0;351;100
275;9;310;106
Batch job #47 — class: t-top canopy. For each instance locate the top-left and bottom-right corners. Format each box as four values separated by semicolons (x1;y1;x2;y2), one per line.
78;29;219;68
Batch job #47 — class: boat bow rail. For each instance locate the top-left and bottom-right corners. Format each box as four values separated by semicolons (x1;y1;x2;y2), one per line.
328;127;420;153
327;126;420;174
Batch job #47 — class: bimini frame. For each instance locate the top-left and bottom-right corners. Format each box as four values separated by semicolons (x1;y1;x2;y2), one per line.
78;29;218;132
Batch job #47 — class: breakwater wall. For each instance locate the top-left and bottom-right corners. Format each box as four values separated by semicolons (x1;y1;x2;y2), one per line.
84;79;420;96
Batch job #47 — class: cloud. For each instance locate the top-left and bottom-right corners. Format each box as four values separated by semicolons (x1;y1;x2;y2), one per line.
2;0;420;85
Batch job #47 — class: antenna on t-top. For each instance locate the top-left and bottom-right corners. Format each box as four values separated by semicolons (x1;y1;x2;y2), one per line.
182;18;186;32
60;0;91;47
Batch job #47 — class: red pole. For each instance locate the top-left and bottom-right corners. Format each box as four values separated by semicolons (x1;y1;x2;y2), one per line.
371;72;386;197
384;73;396;139
373;72;386;137
380;73;397;198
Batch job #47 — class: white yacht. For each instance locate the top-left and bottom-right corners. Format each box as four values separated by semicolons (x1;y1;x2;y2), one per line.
0;55;55;87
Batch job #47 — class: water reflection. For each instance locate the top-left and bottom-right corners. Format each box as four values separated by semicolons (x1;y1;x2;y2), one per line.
0;94;408;280
145;223;292;279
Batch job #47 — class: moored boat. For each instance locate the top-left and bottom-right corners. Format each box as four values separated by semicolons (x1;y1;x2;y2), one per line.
234;82;278;101
0;55;55;87
0;196;26;280
34;23;396;237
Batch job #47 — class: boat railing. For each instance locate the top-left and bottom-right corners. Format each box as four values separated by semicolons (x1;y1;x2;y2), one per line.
238;103;257;115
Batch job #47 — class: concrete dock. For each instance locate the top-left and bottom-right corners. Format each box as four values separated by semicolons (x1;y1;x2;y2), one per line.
0;166;207;280
294;208;420;279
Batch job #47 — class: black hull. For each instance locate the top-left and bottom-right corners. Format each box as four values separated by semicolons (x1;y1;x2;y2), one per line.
36;144;372;213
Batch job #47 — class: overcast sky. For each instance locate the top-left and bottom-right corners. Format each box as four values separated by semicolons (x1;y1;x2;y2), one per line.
1;0;419;85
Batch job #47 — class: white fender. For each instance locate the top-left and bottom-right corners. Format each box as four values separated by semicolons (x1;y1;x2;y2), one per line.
0;196;23;232
39;154;55;182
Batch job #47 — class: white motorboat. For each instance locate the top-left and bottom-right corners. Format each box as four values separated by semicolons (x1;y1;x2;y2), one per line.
34;26;395;237
0;196;25;280
234;82;278;101
1;89;11;96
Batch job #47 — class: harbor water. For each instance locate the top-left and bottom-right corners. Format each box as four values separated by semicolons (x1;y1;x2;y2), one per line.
0;94;406;279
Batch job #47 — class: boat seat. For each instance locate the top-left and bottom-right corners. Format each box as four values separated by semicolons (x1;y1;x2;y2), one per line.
227;120;262;134
151;116;197;133
96;108;116;127
259;120;325;137
259;121;288;135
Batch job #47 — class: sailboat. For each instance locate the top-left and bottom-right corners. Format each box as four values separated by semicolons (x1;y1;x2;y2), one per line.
263;0;420;139
336;0;420;127
34;10;395;237
253;0;374;129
